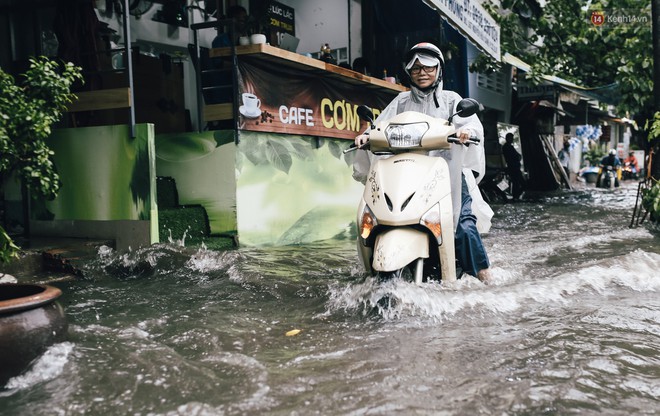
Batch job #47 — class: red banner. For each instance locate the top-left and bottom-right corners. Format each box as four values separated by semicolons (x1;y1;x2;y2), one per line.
236;57;398;140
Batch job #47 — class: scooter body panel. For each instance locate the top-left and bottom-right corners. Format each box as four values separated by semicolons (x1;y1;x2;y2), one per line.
357;152;456;281
366;153;452;224
372;228;429;272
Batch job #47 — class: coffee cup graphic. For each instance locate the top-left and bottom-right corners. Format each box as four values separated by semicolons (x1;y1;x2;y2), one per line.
240;93;262;118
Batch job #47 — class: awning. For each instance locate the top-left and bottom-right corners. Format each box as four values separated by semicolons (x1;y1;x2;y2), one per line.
503;53;581;89
558;84;621;106
503;53;621;105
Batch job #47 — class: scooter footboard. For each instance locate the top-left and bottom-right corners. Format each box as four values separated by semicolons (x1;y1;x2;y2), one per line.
372;228;429;272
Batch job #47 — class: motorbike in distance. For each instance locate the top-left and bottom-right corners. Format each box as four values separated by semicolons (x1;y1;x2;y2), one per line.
597;164;620;189
345;98;481;285
621;161;638;180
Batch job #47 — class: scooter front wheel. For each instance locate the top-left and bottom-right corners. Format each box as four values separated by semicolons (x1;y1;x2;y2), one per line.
376;258;426;285
376;266;413;283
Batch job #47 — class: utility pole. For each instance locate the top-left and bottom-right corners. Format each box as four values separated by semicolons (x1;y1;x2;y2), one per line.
652;0;660;180
654;0;660;111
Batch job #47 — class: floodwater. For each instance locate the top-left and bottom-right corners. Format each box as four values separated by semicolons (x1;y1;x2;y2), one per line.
1;181;659;415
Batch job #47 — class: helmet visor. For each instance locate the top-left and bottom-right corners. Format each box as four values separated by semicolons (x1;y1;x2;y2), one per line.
405;53;440;71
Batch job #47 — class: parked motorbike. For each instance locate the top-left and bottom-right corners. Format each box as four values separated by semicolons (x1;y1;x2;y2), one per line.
479;166;510;204
345;98;480;284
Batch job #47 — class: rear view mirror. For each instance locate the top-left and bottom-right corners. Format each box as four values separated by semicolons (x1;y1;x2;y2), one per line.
357;105;375;130
449;98;481;122
357;105;374;124
456;98;480;117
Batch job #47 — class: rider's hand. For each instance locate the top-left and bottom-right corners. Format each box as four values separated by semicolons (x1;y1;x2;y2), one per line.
456;129;472;144
355;133;369;147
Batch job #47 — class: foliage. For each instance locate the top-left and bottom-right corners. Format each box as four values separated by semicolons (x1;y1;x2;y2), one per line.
0;56;82;262
238;133;352;175
0;227;20;263
1;57;82;198
584;146;605;166
475;0;652;121
641;179;660;222
646;111;660;142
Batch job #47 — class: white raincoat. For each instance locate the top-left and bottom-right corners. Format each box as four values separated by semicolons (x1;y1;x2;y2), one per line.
352;86;492;231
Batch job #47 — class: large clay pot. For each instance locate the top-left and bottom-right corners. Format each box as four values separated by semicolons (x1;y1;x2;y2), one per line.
0;284;67;386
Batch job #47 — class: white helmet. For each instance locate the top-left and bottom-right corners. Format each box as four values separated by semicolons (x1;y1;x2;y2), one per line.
403;42;445;88
609;149;616;155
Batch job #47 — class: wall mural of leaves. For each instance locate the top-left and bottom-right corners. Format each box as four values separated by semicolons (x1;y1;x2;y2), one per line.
265;140;293;174
236;131;363;246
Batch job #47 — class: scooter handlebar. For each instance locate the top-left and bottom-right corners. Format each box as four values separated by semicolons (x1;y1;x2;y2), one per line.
343;143;370;154
347;132;479;153
343;144;358;154
448;135;480;146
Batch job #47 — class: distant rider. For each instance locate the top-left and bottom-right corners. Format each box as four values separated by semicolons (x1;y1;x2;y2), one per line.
352;42;492;283
597;149;622;187
623;151;639;178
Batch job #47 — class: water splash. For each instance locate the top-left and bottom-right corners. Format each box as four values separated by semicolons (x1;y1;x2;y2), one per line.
4;342;74;390
185;244;245;275
326;250;660;321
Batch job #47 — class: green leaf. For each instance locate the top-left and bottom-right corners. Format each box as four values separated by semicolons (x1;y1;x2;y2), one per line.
328;140;343;159
265;140;292;174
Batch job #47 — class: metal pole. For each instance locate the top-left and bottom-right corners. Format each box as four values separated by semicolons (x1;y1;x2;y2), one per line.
347;0;352;67
122;0;136;138
654;0;660;111
230;19;240;143
193;28;203;132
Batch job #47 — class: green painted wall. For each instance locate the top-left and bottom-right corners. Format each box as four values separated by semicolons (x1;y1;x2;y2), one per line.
155;130;238;236
44;124;155;221
37;126;362;249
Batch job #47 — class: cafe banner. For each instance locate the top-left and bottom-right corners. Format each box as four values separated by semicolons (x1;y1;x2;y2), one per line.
236;56;398;140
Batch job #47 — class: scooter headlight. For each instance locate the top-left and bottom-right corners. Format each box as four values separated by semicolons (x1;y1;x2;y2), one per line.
385;122;429;148
420;203;442;245
359;204;378;241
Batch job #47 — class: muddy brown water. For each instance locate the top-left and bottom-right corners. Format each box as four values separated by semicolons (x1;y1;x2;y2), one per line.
1;181;659;415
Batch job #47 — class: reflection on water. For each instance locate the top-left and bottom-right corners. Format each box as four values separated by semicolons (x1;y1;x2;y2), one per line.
1;182;659;415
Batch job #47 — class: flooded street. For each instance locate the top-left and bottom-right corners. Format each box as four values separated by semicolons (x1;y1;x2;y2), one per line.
1;182;659;415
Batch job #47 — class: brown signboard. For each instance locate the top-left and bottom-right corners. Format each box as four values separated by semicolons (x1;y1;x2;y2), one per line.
236;57;397;140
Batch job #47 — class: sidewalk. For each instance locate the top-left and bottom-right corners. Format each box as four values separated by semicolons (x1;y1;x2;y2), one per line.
2;232;236;284
1;237;113;284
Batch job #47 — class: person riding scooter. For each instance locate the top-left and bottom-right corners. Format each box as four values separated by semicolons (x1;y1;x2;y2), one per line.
352;42;492;284
597;149;622;188
622;151;639;179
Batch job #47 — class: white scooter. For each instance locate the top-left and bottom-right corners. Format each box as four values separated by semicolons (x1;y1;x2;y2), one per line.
346;99;481;285
598;165;618;189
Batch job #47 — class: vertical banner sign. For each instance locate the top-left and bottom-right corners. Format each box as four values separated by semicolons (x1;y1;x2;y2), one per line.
236;56;398;140
268;1;295;46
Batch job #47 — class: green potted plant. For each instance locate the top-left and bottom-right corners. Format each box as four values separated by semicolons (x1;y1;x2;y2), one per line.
581;146;605;183
583;146;605;167
642;111;660;225
0;57;82;263
641;179;660;223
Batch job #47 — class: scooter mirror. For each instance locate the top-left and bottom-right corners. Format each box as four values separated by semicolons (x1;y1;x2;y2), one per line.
455;98;480;117
357;105;374;124
449;98;481;123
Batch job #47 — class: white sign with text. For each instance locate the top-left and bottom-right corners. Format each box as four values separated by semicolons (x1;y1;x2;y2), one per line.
427;0;500;60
